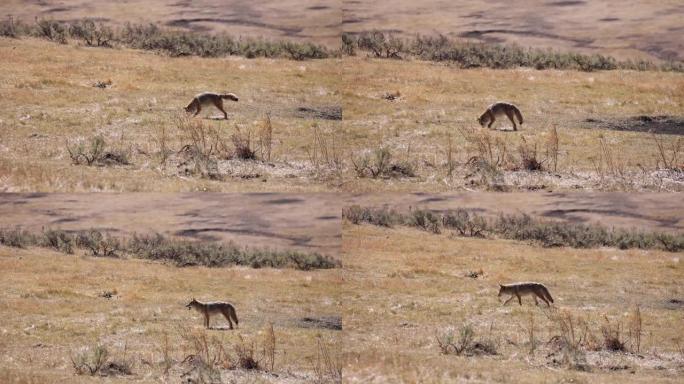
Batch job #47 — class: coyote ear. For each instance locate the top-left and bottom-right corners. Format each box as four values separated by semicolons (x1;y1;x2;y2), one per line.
499;284;503;288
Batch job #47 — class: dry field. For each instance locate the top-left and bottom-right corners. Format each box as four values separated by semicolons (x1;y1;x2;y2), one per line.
0;193;342;383
342;221;684;383
2;37;682;193
0;37;342;192
342;0;684;62
341;57;684;192
0;246;342;383
0;0;341;47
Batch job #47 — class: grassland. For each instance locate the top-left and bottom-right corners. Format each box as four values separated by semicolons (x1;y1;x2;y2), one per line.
0;193;342;383
0;37;341;192
0;245;342;383
341;57;684;192
342;222;684;383
2;37;682;192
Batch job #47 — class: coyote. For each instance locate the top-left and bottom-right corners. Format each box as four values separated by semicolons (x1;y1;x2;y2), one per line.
184;92;239;119
498;282;554;307
478;102;523;131
186;298;239;329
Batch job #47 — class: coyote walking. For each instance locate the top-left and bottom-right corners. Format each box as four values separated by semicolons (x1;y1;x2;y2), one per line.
184;92;239;119
186;298;239;329
478;102;524;131
498;282;554;307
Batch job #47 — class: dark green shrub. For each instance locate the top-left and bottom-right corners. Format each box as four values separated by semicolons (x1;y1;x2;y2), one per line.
34;18;67;44
69;19;113;47
40;229;75;254
343;206;684;252
406;209;441;234
0;227;35;248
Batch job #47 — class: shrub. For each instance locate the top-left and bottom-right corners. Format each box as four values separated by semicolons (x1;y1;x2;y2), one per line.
71;345;109;376
352;147;416;179
76;230;121;257
0;228;340;270
349;30;682;72
69;19;113;47
436;325;497;356
0;16;26;38
33;18;67;44
231;129;256;160
70;343;132;377
405;209;441;234
128;233;340;270
342;205;401;227
40;229;75;254
517;137;544;171
442;209;487;237
66;135;130;167
6;18;330;60
343;206;684;252
0;227;35;248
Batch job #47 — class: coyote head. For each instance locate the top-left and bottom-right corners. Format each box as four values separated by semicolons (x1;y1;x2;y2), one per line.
478;112;489;128
497;284;505;297
186;298;199;309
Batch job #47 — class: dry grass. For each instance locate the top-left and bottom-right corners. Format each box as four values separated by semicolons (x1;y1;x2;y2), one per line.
1;37;682;192
0;244;342;383
340;57;684;192
0;37;341;192
342;223;684;383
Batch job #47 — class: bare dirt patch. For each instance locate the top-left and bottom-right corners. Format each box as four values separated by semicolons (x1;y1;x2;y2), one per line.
295;315;342;330
295;106;343;121
582;115;684;135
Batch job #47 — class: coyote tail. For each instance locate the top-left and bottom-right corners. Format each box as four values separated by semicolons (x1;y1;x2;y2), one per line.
512;105;523;125
220;93;239;101
540;286;554;303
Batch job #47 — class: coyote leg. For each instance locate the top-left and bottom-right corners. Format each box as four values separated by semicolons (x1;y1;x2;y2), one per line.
222;311;234;329
505;111;517;131
215;99;228;119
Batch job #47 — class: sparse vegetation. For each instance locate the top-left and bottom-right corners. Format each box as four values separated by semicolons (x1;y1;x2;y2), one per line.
342;206;684;252
307;124;345;181
343;31;684;72
70;343;133;377
351;147;416;179
66;135;130;167
312;336;343;384
344;217;683;382
436;325;497;356
0;227;340;270
1;17;331;60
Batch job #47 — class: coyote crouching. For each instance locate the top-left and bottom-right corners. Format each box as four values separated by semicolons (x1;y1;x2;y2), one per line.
498;282;554;307
185;92;239;119
186;298;239;329
478;102;524;131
